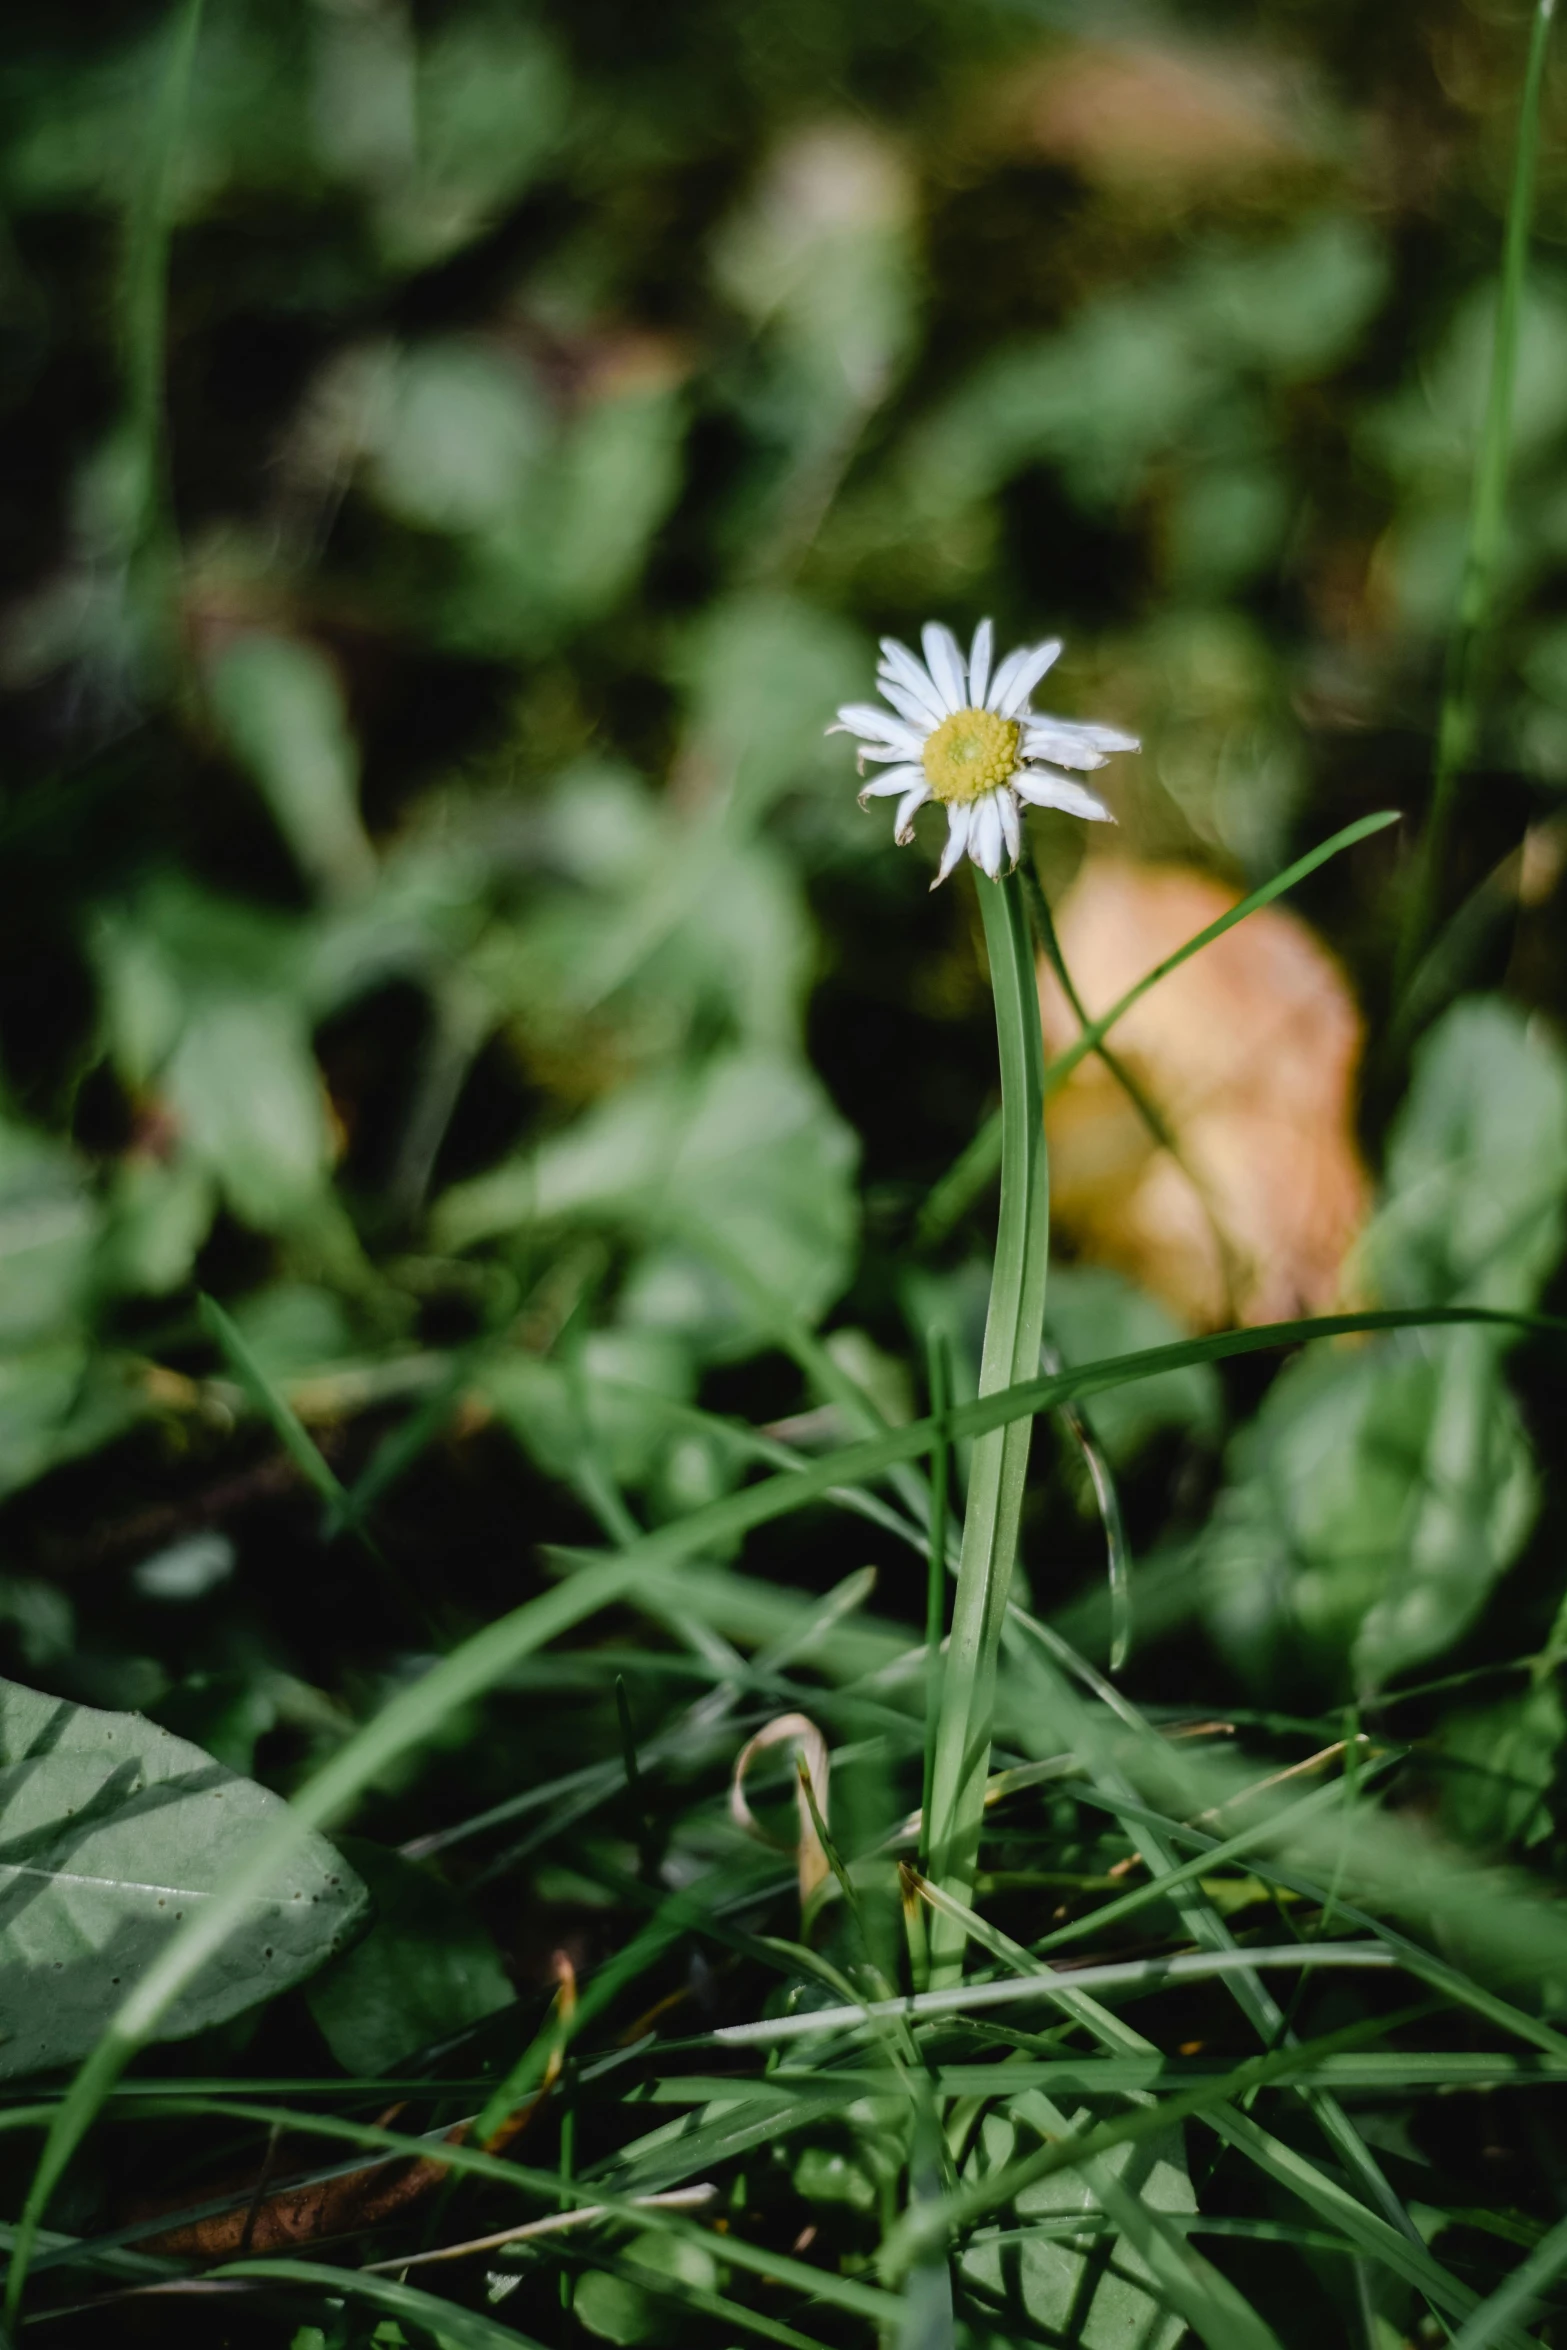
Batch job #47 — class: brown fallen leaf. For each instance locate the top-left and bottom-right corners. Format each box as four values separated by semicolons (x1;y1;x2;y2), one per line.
1038;857;1369;1330
130;1955;574;2261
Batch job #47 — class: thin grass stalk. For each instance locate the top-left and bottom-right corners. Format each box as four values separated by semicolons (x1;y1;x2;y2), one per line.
923;870;1049;1984
11;1300;1559;2316
918;1326;951;1880
120;0;204;680
1394;0;1557;1008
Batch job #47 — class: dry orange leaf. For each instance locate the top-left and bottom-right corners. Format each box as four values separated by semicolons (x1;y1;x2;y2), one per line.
1038;858;1369;1331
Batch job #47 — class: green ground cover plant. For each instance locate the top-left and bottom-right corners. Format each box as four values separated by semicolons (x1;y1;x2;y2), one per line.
5;0;1567;2343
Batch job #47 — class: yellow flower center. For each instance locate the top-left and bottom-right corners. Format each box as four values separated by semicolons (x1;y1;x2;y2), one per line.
922;706;1020;805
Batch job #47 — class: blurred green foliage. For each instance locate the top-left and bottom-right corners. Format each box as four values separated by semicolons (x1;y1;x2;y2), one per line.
6;0;1567;2338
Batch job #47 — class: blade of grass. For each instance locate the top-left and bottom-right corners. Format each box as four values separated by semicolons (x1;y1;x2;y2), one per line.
199;1292;348;1516
703;1945;1395;2048
890;1879;1521;2345
1448;2208;1567;2349
643;2050;1567;2099
13;1297;1563;2316
926;871;1050;1984
1393;0;1557;1009
200;1292;430;1631
1003;1617;1457;2260
1042;1338;1135;1673
121;0;204;630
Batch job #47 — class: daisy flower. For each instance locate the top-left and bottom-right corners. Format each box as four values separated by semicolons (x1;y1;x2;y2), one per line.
832;620;1137;887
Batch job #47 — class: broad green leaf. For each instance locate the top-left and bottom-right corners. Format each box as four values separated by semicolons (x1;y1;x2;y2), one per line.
486;765;814;1056
677;591;869;817
306;1838;512;2075
1205;997;1567;1698
206;632;376;901
228;1283;359;1377
575;2233;721;2348
0;1677;366;2079
1365;271;1567;486
365;339;550;533
915;290;1213;514
90;885;337;1236
381;9;566;263
0;1113;125;1499
1202;1329;1536;1698
961;2107;1192;2350
547;378;687;622
166;998;334;1229
99;1151;214;1298
0;1344;138;1506
0;1122;98;1349
434;1049;859;1350
1367;995;1567;1314
1186;216;1388;381
483;1327;697;1492
712;120;918;517
1435;1681;1564;1852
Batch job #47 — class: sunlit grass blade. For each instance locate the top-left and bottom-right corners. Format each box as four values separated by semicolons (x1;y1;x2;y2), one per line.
1003;1617;1488;2256
1394;0;1558;1007
917;810;1399;1248
1209;2108;1535;2349
15;1296;1565;2315
1448;2207;1567;2349
925;870;1050;1982
886;1873;1519;2343
199;1292;348;1516
1069;1779;1567;2068
703;1946;1395;2050
1045;1337;1135;1671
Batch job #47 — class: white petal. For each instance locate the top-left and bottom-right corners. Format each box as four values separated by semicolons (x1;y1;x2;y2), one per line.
859;740;925;764
858;762;926;803
968;617;993;709
998;787;1021;867
876;676;940;733
1014;767;1114;822
879;639;948;727
834;703;925;755
921;622;967;715
972;791;1004;878
894;782;930;842
931;803;972;888
988;638;1063;716
1024;718;1136;765
1022;729;1105;771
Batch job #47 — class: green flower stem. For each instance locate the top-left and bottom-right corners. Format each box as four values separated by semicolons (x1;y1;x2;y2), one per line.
924;869;1049;1986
